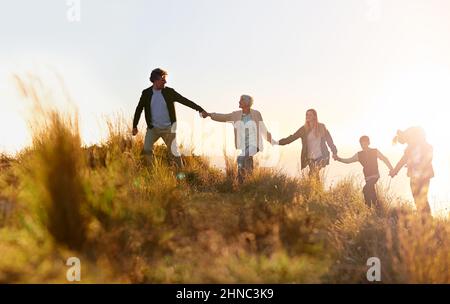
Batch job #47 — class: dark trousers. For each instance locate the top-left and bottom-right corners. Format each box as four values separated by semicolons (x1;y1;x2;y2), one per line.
363;178;379;208
237;156;254;184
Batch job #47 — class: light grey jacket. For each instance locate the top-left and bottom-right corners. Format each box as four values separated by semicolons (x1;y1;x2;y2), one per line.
210;109;272;153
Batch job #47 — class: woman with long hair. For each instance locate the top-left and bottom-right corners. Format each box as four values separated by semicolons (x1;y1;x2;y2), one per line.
275;109;338;177
390;126;434;216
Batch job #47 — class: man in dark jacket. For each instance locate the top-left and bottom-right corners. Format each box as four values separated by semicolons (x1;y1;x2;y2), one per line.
132;68;207;169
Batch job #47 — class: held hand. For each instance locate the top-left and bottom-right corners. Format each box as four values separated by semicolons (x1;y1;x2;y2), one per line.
332;153;338;161
389;169;396;178
271;139;279;145
132;128;138;136
201;111;210;118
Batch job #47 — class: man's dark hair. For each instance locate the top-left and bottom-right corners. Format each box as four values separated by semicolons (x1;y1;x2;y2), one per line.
150;68;168;83
359;135;370;144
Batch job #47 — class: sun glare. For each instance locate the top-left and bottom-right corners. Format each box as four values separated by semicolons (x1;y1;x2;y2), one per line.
374;65;450;213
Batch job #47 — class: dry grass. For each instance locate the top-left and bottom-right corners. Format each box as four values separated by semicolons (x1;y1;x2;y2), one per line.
0;76;448;283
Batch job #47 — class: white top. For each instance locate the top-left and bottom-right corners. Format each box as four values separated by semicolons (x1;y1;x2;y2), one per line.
307;131;322;160
239;113;258;156
150;89;172;129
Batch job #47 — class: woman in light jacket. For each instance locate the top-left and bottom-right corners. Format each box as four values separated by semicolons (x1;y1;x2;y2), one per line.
275;109;337;177
390;126;434;216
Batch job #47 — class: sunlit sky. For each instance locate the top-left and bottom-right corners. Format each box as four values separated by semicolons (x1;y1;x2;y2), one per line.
1;0;450;215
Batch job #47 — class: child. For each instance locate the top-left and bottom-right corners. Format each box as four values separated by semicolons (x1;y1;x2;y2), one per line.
336;136;393;208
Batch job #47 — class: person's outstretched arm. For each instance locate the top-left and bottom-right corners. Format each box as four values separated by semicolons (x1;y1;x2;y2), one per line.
278;127;303;146
324;127;338;157
209;112;235;123
377;149;394;171
390;154;407;177
171;88;205;113
336;153;358;164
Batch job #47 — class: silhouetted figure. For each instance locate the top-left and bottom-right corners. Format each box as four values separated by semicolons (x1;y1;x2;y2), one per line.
202;95;273;184
132;68;207;176
336;136;393;208
275;109;337;179
390;127;434;216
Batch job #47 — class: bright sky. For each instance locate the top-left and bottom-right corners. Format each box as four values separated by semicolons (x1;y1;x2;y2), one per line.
1;0;449;215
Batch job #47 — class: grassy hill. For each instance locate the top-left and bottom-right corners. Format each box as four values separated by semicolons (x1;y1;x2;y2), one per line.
0;80;448;283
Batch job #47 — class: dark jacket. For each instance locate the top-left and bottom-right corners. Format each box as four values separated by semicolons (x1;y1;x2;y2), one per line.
133;86;205;129
278;123;337;169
